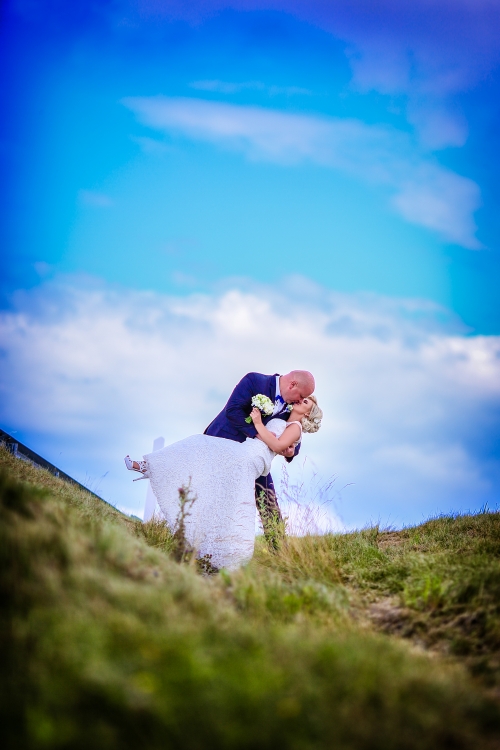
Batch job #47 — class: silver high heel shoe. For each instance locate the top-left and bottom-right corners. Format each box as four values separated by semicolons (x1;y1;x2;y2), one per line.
124;455;149;481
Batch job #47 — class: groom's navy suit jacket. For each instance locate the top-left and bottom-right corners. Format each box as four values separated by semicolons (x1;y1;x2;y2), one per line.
204;372;300;464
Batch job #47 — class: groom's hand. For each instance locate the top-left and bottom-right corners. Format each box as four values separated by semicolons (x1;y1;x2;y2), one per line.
280;446;295;458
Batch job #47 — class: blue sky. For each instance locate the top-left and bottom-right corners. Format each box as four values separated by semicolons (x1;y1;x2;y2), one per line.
1;1;500;526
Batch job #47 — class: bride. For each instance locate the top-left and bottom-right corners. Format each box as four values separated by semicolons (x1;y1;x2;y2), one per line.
124;396;322;570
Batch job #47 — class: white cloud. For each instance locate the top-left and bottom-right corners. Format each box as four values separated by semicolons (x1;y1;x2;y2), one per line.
131;0;500;149
1;276;499;528
406;102;468;150
123;96;481;247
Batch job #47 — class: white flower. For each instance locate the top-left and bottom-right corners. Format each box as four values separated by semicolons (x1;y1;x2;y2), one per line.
245;394;274;422
251;394;274;415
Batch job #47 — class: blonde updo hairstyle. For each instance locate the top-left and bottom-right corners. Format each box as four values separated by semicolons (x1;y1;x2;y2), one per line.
302;394;323;434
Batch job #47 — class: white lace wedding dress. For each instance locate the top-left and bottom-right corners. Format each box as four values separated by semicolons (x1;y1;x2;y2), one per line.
144;418;295;570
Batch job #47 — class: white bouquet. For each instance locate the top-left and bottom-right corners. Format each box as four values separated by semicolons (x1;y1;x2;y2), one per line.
245;394;275;423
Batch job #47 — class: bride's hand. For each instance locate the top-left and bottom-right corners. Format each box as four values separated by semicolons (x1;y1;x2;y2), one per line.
250;407;263;425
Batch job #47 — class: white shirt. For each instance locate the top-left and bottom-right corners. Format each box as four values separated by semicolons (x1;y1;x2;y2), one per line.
272;375;283;416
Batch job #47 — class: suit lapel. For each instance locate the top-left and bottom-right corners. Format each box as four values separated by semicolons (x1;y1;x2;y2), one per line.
261;374;279;425
269;373;279;402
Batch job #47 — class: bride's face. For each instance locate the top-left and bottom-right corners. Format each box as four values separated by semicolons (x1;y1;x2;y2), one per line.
294;397;313;418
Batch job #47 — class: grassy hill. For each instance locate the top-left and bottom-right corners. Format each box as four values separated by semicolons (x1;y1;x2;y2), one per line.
1;445;499;749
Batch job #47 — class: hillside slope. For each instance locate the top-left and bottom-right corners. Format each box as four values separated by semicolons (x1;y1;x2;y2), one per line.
1;446;499;749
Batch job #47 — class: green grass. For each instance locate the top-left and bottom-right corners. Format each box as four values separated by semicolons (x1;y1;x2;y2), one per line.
1;445;500;749
258;519;500;674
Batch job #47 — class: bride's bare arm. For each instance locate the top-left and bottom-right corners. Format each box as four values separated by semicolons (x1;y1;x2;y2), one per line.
256;431;293;456
250;408;300;452
255;431;276;441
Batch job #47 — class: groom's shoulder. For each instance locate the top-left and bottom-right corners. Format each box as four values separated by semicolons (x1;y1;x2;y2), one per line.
241;371;278;380
238;371;275;382
239;372;277;387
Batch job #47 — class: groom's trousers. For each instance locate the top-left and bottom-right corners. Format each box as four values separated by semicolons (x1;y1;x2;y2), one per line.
255;473;283;544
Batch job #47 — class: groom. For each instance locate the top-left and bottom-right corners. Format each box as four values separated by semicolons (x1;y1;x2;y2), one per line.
204;370;315;540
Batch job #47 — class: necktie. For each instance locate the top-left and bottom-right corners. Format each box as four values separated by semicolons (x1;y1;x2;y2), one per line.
273;394;286;415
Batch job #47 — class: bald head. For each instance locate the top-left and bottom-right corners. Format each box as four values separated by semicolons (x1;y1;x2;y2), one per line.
280;370;315;404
